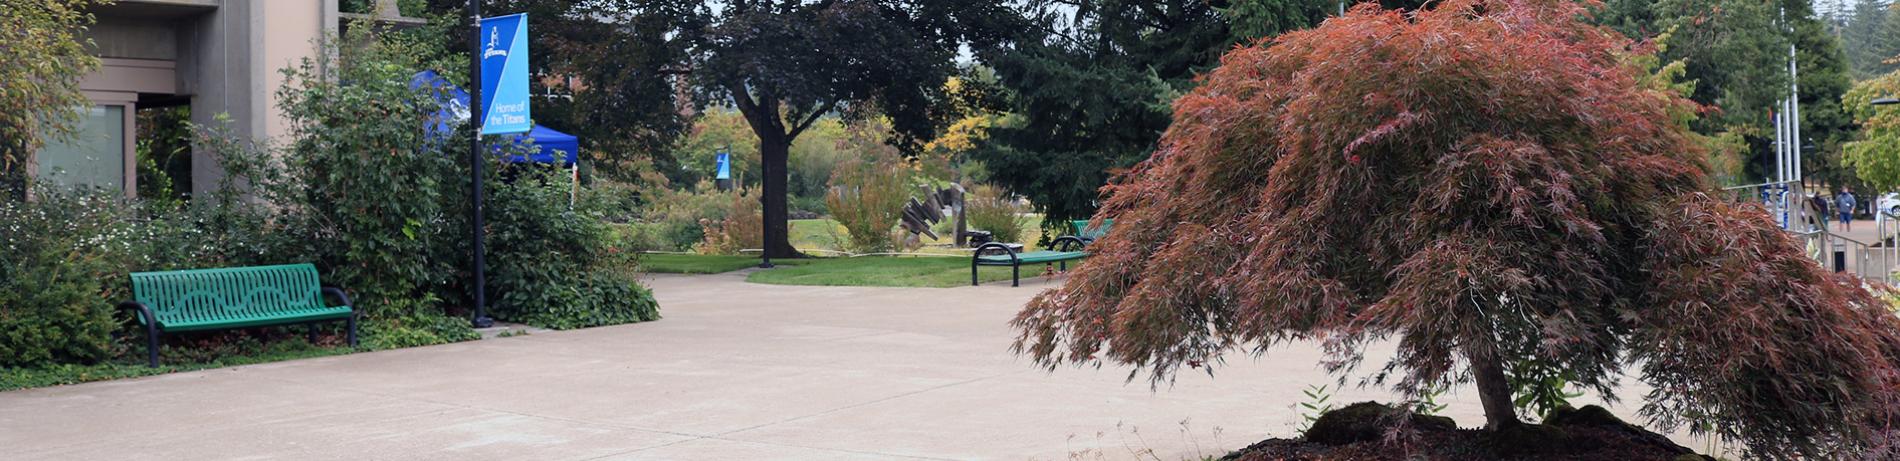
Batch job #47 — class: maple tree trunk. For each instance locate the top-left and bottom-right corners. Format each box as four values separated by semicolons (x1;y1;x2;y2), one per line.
1466;345;1520;430
757;133;801;259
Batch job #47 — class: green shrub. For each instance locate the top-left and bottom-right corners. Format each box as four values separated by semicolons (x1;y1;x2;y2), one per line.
635;181;737;251
0;189;127;367
789;194;827;219
824;159;912;253
360;297;479;350
486;166;660;330
965;184;1028;244
612;221;675;252
270;27;470;318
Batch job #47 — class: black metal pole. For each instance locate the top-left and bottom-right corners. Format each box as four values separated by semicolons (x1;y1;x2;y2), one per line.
468;0;493;328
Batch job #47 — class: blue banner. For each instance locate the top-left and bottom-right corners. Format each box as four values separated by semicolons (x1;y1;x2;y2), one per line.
479;13;531;135
715;151;731;180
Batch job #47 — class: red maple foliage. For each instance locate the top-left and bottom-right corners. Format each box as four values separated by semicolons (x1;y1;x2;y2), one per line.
1009;1;1900;458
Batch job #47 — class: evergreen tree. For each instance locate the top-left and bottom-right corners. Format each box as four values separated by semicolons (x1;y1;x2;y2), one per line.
1841;0;1892;78
1596;0;1854;185
1795;12;1865;191
972;0;1339;230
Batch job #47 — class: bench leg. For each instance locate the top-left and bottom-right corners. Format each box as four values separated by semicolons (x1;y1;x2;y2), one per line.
1012;263;1020;287
972;260;979;286
144;325;160;368
346;316;358;347
1060;260;1067;271
307;322;320;344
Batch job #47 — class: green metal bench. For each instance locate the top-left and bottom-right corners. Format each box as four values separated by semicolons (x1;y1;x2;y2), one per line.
972;237;1089;287
119;263;356;367
1071;218;1114;244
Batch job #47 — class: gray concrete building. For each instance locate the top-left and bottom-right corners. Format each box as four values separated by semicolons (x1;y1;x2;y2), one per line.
36;0;417;197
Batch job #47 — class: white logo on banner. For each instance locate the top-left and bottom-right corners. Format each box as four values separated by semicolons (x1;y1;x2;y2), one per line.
483;27;508;59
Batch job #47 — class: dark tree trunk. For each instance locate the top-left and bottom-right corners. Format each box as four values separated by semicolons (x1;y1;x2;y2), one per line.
1465;345;1521;430
757;132;801;258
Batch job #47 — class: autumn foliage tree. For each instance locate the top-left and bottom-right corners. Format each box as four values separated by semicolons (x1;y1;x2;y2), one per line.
0;0;102;199
1011;1;1900;458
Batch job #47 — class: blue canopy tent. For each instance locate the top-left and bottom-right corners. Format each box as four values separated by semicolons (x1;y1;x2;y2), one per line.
409;70;579;164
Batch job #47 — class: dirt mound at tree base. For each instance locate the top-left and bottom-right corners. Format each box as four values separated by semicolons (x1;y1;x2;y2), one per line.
1222;403;1716;461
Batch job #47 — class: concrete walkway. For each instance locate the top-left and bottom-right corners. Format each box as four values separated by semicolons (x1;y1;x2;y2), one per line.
0;271;1706;460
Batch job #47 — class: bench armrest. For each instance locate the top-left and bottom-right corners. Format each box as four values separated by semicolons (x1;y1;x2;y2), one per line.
1049;236;1087;252
322;286;354;309
117;301;156;326
974;243;1020;264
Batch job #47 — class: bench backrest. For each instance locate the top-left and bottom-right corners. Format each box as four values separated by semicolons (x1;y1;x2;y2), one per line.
1071;219;1114;240
129;263;327;324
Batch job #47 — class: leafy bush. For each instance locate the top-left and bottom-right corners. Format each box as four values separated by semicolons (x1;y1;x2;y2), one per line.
0;173;289;369
271;30;468;317
788;194;827;219
0;189;133;367
359;297;480;350
486;165;659;330
788;118;855;199
695;191;762;255
965;184;1027;243
634;182;737;251
824;159;911;253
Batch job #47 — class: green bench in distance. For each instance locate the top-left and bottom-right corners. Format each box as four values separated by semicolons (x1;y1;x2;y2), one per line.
972;237;1089;287
1071;218;1114;244
119;263;357;367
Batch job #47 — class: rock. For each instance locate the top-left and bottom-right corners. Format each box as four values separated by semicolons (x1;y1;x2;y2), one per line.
1482;422;1572;456
1304;401;1456;446
1543;405;1625;428
1545;405;1702;458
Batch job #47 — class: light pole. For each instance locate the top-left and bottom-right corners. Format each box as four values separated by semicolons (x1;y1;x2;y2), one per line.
467;0;493;329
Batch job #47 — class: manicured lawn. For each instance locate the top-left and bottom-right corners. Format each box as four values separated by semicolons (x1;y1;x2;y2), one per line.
643;215;1065;278
638;254;772;274
788;216;1050;253
746;255;1075;288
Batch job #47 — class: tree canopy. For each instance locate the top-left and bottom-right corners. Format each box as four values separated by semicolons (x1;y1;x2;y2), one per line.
0;0;102;199
1011;1;1900;458
973;0;1341;229
679;0;1015;257
1845;66;1900;191
1598;0;1857;188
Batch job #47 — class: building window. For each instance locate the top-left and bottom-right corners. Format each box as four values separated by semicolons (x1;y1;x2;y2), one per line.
38;104;132;194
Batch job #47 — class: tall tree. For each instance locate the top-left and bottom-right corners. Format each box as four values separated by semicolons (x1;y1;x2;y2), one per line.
0;0;103;199
1794;12;1864;191
1840;0;1893;79
1598;0;1856;186
1844;64;1900;191
1012;0;1900;458
682;0;1015;258
974;0;1339;232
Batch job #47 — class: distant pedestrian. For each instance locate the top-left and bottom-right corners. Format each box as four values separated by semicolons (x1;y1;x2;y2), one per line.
1839;189;1859;231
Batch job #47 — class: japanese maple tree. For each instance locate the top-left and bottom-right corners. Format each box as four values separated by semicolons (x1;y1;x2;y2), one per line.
1011;0;1900;458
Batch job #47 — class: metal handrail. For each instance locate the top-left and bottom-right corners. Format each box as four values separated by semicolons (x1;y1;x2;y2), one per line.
1720;180;1800;191
1808;226;1897;286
